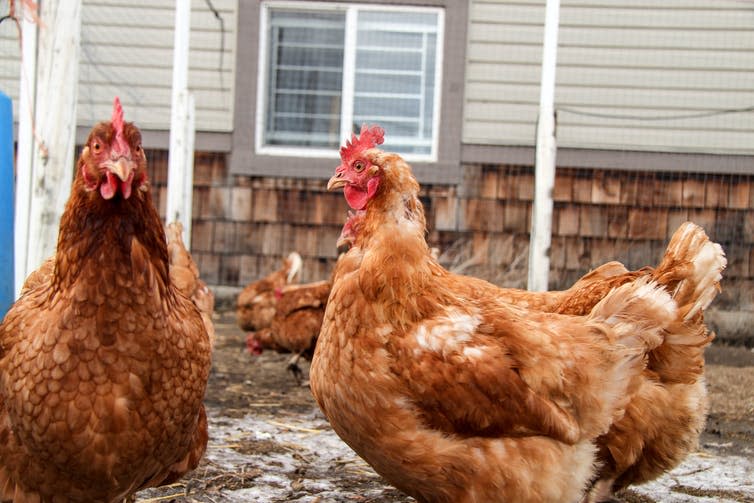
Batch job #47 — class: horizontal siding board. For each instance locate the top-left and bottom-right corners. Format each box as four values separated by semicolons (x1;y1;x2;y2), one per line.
466;103;754;134
558;125;754;154
472;3;754;29
471;26;754;52
562;0;746;10
470;23;544;44
79;63;232;91
83;4;234;31
468;43;754;72
80;44;233;71
465;102;539;122
555;87;754;111
464;121;537;146
464;0;754;155
467;62;754;90
464;120;754;155
85;0;235;10
470;3;543;25
558;28;754;51
81;26;229;52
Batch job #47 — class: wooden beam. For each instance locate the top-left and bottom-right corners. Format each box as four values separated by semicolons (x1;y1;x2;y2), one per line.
166;0;195;248
528;0;560;292
16;0;82;294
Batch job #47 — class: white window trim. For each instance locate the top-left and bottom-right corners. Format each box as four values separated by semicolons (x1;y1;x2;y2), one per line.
254;0;445;163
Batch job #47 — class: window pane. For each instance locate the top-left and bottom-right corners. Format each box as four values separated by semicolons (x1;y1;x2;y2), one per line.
264;9;345;148
355;73;422;95
354;9;440;156
260;5;442;158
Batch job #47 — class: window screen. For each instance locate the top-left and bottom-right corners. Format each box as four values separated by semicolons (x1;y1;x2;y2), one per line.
259;2;443;160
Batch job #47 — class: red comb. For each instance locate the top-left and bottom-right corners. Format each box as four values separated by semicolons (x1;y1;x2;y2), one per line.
110;96;130;157
339;124;385;163
111;97;125;135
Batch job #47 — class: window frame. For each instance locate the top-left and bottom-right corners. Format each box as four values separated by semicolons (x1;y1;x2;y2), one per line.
230;0;467;184
256;1;444;161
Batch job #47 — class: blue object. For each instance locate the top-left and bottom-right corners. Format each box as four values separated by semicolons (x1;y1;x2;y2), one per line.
0;91;14;318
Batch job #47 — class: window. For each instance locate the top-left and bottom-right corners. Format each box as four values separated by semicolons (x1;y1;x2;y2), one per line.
256;2;444;161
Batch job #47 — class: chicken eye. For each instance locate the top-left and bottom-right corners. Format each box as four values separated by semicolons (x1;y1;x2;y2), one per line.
92;142;101;152
136;145;143;155
354;160;366;172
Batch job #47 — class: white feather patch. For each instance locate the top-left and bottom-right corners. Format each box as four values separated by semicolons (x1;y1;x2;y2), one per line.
411;308;481;357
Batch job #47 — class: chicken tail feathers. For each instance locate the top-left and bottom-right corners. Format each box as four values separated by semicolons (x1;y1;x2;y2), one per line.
286;252;303;284
589;277;676;352
571;279;677;434
654;222;726;321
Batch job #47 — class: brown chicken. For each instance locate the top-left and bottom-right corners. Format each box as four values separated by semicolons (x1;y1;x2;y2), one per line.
166;221;216;348
0;98;211;502
248;280;331;382
333;164;725;502
17;256;54;297
236;252;302;333
310;125;723;503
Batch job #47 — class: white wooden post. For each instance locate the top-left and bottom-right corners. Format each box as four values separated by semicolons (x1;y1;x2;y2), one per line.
527;0;560;292
166;1;195;248
14;3;38;297
15;0;82;296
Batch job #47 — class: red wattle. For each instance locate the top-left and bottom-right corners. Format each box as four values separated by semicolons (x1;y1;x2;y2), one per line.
344;177;380;210
100;172;117;200
344;185;369;210
120;172;134;199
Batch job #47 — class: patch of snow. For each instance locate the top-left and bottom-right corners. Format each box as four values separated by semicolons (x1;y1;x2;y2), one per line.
138;408;754;502
633;451;754;502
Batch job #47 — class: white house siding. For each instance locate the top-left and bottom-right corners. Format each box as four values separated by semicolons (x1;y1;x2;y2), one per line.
464;0;754;155
0;14;21;104
0;0;236;132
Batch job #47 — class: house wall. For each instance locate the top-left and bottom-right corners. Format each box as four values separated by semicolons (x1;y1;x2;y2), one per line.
147;149;754;310
0;0;236;132
5;0;752;159
464;0;754;155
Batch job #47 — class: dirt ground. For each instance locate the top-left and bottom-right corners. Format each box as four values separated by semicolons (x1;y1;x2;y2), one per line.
136;312;754;503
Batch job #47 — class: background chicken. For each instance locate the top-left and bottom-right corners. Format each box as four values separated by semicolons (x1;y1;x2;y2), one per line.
247;280;331;383
310;125;724;503
166;221;216;348
236;252;302;336
0;98;211;501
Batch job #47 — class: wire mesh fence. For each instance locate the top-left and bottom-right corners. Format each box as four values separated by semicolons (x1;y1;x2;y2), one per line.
1;1;752;318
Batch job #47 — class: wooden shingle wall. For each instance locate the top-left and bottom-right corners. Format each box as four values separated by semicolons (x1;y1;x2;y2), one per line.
146;150;753;309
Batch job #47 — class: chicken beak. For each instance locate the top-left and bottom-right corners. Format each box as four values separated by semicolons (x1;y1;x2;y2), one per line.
327;173;347;191
106;157;135;182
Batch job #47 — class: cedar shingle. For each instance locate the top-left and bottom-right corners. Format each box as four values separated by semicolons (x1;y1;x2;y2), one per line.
230;187;253;221
628;209;667;239
557;206;580;236
591;174;620;204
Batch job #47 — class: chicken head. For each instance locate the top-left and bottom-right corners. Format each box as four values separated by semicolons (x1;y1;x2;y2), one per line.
327;124;385;210
80;97;148;200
